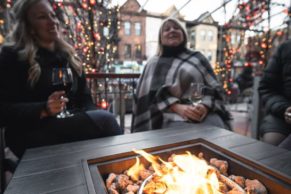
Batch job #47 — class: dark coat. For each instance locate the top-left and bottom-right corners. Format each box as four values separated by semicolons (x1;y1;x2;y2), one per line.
258;40;291;135
235;66;253;92
0;46;97;157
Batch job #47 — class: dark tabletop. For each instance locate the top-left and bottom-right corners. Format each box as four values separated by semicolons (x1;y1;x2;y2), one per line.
4;125;291;194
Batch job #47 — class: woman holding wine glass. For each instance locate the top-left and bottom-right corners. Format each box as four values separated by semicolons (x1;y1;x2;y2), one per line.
132;18;232;132
0;0;123;158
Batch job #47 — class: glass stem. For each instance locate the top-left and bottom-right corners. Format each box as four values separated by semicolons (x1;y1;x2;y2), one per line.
61;96;67;113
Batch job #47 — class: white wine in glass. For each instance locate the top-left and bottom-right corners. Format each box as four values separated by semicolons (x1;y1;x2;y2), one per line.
189;82;204;106
52;67;74;118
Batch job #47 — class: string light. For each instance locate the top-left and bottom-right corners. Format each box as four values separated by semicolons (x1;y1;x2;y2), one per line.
50;0;119;73
0;0;288;83
215;0;289;95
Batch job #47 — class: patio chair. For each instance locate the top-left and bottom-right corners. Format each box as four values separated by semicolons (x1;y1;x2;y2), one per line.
250;76;264;140
0;119;18;194
0;121;5;194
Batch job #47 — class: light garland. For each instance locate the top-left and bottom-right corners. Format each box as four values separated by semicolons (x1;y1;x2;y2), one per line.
51;0;119;73
216;0;288;96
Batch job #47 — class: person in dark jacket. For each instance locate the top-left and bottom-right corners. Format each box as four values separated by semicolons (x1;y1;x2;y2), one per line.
0;0;123;158
235;66;253;93
258;40;291;146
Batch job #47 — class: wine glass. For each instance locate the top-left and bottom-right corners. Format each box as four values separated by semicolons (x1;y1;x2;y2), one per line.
189;82;204;106
52;67;74;118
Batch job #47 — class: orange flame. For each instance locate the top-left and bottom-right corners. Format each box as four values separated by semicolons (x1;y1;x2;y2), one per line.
58;69;63;79
127;157;145;181
132;149;222;194
133;149;162;176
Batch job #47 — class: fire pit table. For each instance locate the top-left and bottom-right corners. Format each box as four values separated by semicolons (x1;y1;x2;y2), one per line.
4;125;291;194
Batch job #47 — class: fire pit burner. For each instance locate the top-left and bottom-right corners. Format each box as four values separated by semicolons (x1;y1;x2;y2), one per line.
138;174;153;194
83;139;291;194
109;150;265;194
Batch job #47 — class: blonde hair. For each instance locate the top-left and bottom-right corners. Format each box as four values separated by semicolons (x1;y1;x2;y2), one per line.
157;17;188;56
5;0;82;86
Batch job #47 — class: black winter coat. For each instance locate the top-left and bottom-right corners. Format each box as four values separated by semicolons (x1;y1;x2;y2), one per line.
258;40;291;135
0;46;97;157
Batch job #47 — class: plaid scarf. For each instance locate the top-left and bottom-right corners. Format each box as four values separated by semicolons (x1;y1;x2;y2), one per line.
132;49;231;132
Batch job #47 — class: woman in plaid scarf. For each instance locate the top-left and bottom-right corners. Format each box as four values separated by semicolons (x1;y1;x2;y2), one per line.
132;18;232;132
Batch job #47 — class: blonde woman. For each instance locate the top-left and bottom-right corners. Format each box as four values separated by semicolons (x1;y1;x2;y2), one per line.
132;18;231;132
0;0;122;158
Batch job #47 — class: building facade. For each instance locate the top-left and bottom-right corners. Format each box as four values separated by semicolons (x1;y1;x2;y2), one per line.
119;0;223;68
118;0;146;67
187;12;219;67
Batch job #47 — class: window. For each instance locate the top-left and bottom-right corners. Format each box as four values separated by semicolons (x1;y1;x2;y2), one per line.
135;44;142;59
231;34;237;44
103;27;109;36
231;34;241;44
236;35;241;43
190;31;195;41
135;22;141;36
206;51;212;61
200;30;206;41
124;21;131;35
207;30;213;41
124;44;131;58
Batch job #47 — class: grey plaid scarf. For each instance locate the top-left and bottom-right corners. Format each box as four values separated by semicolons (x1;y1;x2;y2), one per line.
132;49;231;132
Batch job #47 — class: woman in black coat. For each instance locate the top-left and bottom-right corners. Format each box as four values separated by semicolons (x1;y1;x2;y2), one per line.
0;0;123;158
258;40;291;146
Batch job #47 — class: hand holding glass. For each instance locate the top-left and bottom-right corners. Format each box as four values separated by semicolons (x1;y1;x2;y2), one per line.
52;67;74;118
189;82;204;106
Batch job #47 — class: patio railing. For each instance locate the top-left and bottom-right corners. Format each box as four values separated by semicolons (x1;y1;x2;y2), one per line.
86;73;140;130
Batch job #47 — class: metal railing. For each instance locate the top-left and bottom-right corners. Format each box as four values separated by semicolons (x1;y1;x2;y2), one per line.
86;73;140;130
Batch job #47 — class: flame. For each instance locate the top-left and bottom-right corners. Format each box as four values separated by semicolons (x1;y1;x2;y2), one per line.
127;157;145;181
58;69;63;79
133;149;162;176
132;149;222;194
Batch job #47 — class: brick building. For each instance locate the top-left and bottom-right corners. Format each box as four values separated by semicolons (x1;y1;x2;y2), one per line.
118;0;146;65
